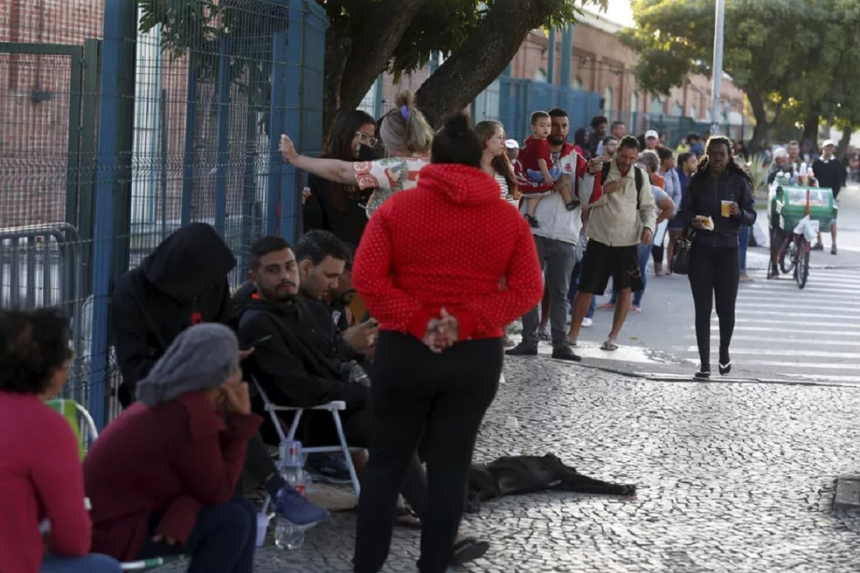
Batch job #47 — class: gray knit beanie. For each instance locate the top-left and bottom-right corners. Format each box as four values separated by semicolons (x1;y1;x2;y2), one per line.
136;323;239;407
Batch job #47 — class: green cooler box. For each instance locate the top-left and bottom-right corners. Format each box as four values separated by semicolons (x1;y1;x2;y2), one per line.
773;185;835;232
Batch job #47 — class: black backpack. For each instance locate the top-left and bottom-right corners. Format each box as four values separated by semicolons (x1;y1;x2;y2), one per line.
601;162;645;210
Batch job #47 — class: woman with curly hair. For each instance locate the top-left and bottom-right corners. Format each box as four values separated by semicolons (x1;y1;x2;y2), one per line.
678;136;757;379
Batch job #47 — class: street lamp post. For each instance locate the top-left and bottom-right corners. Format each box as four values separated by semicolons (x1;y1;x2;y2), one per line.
710;0;725;136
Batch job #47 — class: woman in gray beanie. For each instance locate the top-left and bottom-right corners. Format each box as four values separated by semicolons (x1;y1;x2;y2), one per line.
83;324;263;572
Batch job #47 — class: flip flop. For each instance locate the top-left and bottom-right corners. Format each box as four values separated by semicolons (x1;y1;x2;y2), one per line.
600;339;619;351
393;506;421;530
450;537;490;566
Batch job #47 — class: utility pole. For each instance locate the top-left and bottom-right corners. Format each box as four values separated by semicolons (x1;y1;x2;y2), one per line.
709;0;725;136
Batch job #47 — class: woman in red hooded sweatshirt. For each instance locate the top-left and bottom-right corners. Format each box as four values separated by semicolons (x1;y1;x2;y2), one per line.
349;113;544;573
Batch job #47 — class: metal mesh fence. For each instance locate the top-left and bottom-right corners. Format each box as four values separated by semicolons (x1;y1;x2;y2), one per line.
0;0;327;425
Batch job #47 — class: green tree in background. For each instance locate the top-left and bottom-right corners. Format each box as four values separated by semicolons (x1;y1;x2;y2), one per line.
622;0;860;151
140;0;607;135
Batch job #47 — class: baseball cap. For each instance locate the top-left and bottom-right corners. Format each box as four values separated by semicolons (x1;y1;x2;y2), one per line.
645;130;659;139
822;139;835;148
505;139;520;150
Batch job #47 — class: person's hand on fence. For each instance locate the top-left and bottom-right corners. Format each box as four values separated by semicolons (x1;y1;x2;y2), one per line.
280;135;298;163
302;187;311;205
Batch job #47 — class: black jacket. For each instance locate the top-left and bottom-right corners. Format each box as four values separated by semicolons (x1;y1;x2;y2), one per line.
111;223;237;405
236;289;367;409
302;145;377;247
679;169;757;248
812;157;845;198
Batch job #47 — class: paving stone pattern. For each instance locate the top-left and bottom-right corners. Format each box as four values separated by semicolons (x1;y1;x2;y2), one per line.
163;359;860;572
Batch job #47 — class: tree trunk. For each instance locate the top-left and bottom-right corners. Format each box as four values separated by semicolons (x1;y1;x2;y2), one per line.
339;0;429;115
837;127;852;159
323;26;352;141
415;0;567;127
802;113;819;145
746;89;769;152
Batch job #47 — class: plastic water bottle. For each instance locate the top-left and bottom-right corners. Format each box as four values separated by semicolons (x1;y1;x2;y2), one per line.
274;441;306;551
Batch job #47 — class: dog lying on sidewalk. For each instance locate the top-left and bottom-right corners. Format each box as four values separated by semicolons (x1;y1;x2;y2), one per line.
466;453;636;512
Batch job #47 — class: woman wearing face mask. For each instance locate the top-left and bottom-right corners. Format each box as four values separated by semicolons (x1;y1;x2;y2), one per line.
679;136;756;379
303;110;380;246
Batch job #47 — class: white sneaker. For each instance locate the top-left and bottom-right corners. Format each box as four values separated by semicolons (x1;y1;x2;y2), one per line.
582;317;593;328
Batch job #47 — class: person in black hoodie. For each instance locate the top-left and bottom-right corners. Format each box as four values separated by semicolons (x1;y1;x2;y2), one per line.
111;223;326;527
303;110;378;247
112;223;237;404
679;136;757;379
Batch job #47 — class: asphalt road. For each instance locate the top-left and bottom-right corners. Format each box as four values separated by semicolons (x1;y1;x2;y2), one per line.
552;184;860;386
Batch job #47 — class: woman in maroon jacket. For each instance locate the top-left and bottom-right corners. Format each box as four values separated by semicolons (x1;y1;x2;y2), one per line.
83;324;263;573
351;113;544;573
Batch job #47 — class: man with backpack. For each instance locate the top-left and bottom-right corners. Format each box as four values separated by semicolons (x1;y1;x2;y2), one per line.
567;135;655;352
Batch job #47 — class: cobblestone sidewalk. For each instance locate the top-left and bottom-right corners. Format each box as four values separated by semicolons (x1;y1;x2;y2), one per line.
165;358;860;572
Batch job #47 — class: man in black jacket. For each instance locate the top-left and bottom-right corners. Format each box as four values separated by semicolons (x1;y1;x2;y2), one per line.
111;224;326;526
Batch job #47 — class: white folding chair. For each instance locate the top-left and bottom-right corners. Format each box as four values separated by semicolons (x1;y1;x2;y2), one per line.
252;378;362;510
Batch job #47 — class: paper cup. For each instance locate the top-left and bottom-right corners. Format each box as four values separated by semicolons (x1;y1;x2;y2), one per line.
720;200;732;217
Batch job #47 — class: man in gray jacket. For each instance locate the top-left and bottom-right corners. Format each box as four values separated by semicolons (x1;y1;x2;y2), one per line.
567;135;656;351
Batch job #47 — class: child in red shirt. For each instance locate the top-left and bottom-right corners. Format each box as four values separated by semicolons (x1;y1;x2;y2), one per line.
517;111;580;228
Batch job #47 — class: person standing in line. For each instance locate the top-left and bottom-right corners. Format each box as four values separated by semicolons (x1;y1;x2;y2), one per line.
506;107;600;362
811;139;841;255
653;146;682;276
350;113;543;573
678;136;757;379
476;120;518;199
567;135;655;351
280;90;435;219
588;115;609;157
303;110;379;247
667;151;697;269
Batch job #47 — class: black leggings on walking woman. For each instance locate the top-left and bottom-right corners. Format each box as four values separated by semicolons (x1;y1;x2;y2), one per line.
688;244;739;369
353;331;503;573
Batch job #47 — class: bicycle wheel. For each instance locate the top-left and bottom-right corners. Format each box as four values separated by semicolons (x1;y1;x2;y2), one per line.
779;237;796;274
794;235;810;289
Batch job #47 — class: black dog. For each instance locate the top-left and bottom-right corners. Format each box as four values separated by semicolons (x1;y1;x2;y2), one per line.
466;453;636;512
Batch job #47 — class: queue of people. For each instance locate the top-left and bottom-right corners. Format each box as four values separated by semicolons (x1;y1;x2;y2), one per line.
1;90;776;572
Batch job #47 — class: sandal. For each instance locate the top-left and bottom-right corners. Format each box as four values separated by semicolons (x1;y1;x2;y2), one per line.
394;506;421;530
450;537;490;566
600;339;619;351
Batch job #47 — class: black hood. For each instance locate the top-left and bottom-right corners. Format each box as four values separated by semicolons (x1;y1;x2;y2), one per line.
141;223;237;302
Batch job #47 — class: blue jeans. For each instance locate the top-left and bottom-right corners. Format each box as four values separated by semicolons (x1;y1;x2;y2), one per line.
41;554;121;573
738;225;750;273
610;243;653;307
567;260;596;319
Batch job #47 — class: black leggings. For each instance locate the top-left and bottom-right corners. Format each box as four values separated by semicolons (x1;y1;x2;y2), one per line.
353;332;503;573
688;244;739;367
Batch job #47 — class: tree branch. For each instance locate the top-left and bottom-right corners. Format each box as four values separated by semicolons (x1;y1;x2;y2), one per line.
415;0;566;127
337;0;430;112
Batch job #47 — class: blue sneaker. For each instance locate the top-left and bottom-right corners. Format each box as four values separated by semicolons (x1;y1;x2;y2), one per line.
273;486;327;529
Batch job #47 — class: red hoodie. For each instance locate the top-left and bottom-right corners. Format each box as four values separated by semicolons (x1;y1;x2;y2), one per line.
353;163;544;340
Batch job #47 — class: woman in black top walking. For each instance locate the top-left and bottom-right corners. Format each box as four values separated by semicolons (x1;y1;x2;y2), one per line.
679;136;757;379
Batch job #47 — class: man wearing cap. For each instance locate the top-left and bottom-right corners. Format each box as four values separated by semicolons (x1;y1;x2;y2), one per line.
505;139;520;163
812;139;842;254
644;130;660;151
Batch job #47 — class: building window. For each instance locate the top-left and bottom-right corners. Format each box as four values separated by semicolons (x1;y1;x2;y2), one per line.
573;77;584;90
534;68;547;82
671;102;683;117
631;90;639;112
691;105;698;120
649;97;664;115
603;86;614;113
